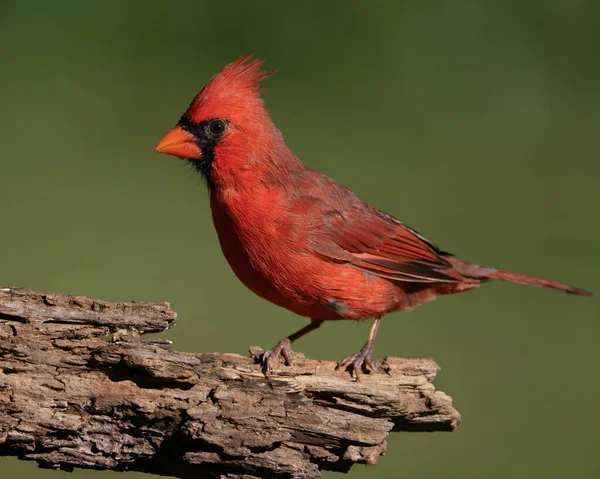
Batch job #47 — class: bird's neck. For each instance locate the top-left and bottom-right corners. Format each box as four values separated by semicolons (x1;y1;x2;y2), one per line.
210;141;306;201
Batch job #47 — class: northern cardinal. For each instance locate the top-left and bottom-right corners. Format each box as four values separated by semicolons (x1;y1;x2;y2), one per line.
155;56;591;377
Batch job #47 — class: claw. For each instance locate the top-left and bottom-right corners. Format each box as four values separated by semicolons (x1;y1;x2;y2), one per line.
261;338;293;376
336;343;377;379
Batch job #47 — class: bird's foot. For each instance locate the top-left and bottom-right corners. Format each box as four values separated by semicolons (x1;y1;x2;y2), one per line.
336;343;377;379
261;338;294;377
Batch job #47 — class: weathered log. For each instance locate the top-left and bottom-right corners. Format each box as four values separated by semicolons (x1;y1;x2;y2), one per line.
0;287;460;478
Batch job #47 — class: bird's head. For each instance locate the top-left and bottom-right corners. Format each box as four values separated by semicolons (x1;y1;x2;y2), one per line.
155;55;290;188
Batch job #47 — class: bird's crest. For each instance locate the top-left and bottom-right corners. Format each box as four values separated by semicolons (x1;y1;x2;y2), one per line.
185;55;276;123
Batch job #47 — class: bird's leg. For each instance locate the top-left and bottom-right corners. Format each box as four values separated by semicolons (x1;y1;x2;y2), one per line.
336;317;381;379
262;319;324;376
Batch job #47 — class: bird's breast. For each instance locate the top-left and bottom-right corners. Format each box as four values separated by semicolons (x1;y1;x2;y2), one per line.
209;188;305;310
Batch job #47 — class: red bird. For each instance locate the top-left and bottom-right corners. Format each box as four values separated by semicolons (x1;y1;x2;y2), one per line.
155;56;591;377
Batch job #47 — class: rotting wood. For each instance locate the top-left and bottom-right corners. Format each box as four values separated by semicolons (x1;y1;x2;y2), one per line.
0;287;460;479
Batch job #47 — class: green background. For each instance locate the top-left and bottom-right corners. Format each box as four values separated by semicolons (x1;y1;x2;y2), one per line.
1;1;598;478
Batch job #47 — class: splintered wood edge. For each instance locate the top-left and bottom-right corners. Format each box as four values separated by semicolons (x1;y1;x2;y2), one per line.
0;287;176;333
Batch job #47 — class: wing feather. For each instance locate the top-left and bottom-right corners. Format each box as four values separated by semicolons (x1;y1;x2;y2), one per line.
297;171;463;284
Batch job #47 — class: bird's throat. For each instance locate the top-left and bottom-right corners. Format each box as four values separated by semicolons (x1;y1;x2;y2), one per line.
191;154;214;186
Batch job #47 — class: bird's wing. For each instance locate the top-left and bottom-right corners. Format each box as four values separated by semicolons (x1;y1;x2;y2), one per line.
296;172;463;283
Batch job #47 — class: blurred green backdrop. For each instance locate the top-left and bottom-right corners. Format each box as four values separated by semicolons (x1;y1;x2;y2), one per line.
1;1;598;478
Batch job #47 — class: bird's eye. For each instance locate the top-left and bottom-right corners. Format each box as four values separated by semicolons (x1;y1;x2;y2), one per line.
208;119;227;137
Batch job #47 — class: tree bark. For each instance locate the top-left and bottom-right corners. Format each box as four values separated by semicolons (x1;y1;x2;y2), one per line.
0;287;460;479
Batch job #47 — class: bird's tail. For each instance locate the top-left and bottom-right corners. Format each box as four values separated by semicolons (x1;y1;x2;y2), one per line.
485;268;592;296
449;259;592;296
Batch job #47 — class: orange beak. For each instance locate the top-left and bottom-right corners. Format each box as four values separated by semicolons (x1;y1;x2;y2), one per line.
155;125;201;159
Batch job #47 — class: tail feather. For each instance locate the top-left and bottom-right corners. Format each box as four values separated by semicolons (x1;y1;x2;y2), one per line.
484;268;592;296
448;258;592;296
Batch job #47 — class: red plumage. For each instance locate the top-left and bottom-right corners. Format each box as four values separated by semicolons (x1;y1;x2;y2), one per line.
155;56;591;377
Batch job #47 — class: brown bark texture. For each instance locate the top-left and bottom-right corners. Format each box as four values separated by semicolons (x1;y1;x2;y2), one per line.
0;287;460;479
